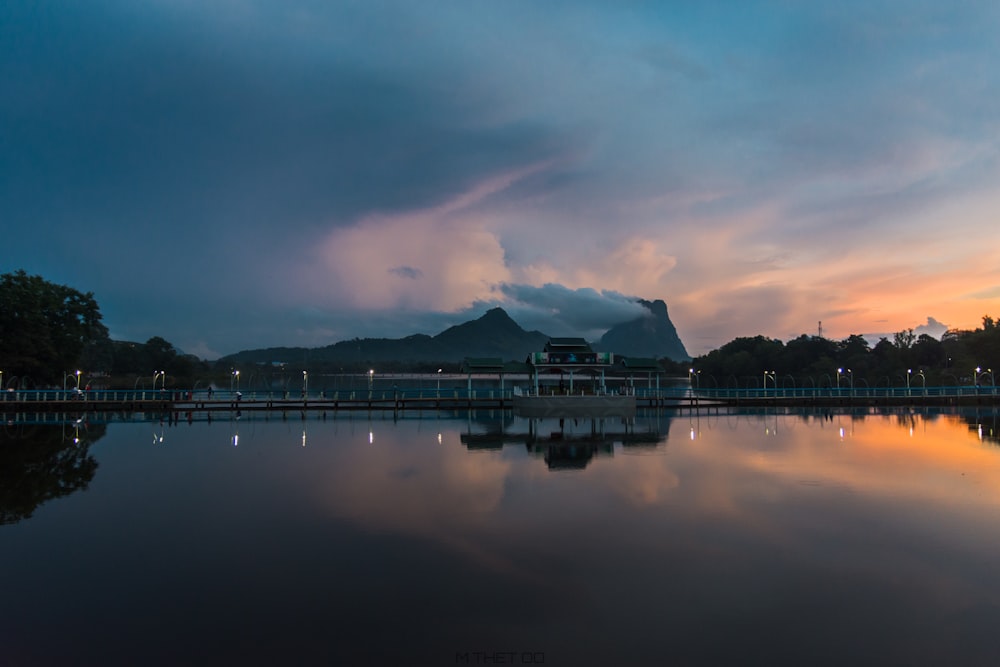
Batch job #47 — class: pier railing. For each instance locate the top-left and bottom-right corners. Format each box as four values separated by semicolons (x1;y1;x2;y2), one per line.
2;383;998;411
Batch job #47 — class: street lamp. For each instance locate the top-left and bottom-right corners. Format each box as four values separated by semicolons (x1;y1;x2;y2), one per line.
837;368;853;393
303;370;308;397
906;369;911;395
763;370;776;391
437;368;442;395
976;367;994;391
75;370;82;390
231;370;240;394
368;369;374;391
687;368;701;390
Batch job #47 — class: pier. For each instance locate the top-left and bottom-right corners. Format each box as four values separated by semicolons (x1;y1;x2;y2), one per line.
2;384;998;416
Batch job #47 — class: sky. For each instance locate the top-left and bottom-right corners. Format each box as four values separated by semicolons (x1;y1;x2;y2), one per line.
3;0;1000;360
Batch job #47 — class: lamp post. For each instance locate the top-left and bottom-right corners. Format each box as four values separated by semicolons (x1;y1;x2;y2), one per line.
368;369;374;392
437;368;442;396
837;368;853;395
231;370;240;394
687;368;701;390
906;368;911;396
976;367;994;393
75;370;82;390
302;370;308;397
764;370;776;395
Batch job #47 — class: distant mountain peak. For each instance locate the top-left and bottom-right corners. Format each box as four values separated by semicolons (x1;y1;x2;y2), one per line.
219;302;687;366
480;307;518;324
435;307;544;346
638;298;669;319
596;298;690;361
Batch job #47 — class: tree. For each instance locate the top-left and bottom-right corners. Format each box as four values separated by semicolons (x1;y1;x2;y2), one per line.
0;423;103;525
0;270;108;385
144;336;178;370
912;334;945;368
893;328;916;349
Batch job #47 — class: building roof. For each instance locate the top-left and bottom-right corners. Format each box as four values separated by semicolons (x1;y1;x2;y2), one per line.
460;358;533;374
461;357;505;373
544;337;592;353
618;357;663;372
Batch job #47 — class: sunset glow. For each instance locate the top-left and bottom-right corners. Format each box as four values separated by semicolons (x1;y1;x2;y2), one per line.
3;2;1000;357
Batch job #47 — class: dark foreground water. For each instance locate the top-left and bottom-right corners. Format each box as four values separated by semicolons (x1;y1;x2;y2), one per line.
2;408;1000;666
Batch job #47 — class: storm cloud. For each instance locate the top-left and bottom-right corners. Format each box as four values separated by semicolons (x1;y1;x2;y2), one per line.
3;1;999;358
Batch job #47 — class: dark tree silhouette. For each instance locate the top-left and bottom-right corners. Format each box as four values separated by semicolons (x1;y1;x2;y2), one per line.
0;423;104;525
0;270;108;384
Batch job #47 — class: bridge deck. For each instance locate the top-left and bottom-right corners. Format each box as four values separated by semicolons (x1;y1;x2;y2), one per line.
2;392;998;414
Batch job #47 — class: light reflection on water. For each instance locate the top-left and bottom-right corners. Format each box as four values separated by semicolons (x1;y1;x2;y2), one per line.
2;408;1000;666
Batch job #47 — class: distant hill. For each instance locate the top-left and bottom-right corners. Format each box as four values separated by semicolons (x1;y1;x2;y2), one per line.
434;307;550;358
221;307;549;366
595;299;690;361
221;301;689;366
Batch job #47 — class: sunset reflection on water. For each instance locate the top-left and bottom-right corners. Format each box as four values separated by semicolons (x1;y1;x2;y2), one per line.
3;408;1000;666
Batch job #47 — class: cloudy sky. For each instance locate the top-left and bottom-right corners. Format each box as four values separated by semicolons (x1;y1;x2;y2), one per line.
3;1;1000;359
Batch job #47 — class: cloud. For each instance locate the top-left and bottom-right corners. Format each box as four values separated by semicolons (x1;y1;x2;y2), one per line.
969;286;1000;300
495;284;648;337
914;317;949;339
4;1;1000;358
389;266;423;280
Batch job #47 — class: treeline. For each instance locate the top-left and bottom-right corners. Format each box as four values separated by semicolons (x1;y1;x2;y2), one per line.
4;270;998;390
1;270;464;389
0;270;208;388
667;318;1000;388
79;336;208;385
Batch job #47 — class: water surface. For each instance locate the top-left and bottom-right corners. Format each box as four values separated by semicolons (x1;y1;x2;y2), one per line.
2;408;1000;666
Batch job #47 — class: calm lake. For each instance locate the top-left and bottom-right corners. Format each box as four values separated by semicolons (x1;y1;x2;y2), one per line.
3;407;1000;666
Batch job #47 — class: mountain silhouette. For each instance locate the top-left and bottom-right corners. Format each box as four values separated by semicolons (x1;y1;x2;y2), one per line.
434;307;550;358
221;301;688;366
222;307;548;366
596;299;690;360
